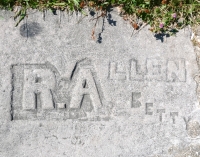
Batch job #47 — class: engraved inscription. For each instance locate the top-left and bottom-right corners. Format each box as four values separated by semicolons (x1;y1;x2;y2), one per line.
132;92;179;123
157;109;165;122
109;58;186;82
131;92;142;108
167;59;186;82
170;112;178;124
57;103;67;109
109;62;126;80
69;59;102;113
146;59;165;81
11;58;185;121
146;103;153;115
23;68;56;110
81;94;94;112
130;59;145;81
11;59;106;120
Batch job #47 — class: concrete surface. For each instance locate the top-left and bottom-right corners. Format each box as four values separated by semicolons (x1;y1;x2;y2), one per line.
0;8;200;157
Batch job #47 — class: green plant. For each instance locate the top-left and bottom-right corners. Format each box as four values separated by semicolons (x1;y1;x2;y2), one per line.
0;0;199;35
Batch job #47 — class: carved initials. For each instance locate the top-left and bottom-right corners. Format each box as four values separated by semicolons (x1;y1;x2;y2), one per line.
23;67;56;110
69;59;102;112
11;59;104;120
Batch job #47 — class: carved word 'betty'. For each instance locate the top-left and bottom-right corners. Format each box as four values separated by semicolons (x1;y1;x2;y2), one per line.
132;92;178;124
109;58;186;82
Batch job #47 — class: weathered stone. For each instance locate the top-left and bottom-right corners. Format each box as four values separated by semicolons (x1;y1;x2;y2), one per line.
0;9;199;157
187;121;200;138
196;26;200;36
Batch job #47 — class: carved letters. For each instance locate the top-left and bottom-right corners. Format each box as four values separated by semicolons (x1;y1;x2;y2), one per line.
110;58;186;82
23;68;56;110
11;59;105;120
11;58;185;122
132;93;179;123
132;92;142;108
167;59;186;82
69;60;102;112
109;62;126;80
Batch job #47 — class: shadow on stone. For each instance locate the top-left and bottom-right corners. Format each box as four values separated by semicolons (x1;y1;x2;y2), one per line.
90;10;96;17
107;7;117;26
154;33;170;42
97;17;105;44
97;33;103;43
97;7;117;44
20;22;42;38
51;8;57;15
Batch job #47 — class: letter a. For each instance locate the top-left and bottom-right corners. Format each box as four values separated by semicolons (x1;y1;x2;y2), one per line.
69;59;102;112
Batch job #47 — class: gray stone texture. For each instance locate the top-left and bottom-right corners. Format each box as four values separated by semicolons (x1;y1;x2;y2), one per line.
0;9;200;157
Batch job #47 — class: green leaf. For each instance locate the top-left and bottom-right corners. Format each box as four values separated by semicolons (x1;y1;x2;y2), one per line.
72;0;79;6
103;2;109;5
53;3;66;6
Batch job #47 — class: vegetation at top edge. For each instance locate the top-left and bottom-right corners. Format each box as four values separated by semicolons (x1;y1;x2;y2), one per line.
0;0;200;35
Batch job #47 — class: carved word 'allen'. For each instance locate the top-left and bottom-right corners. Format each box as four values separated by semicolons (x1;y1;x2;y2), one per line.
109;58;186;82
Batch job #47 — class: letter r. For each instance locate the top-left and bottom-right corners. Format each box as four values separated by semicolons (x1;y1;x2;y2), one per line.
23;67;56;110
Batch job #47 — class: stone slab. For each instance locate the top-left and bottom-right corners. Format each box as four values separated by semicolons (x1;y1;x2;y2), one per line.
0;9;200;157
